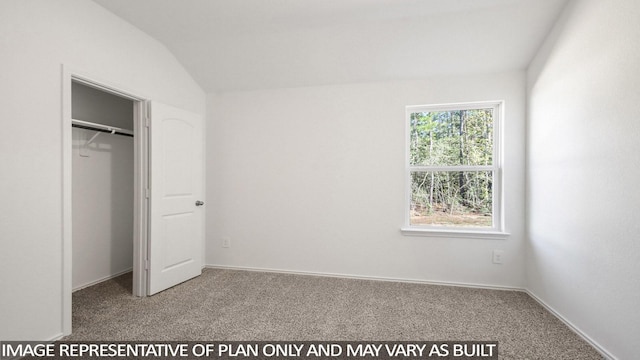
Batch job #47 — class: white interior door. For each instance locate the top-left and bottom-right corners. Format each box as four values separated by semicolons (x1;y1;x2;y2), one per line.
148;101;204;295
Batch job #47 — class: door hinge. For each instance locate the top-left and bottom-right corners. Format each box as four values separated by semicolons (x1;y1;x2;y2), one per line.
145;259;149;270
145;116;150;128
145;188;150;199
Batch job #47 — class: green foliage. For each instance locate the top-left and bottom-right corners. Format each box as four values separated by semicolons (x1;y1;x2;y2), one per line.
410;109;493;166
409;109;494;227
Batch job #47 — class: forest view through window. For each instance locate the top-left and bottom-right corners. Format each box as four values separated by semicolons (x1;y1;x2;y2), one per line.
407;102;501;229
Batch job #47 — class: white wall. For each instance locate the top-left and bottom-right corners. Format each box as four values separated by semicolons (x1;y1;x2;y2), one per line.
72;84;134;290
72;128;133;290
0;0;204;341
526;0;640;358
207;71;526;288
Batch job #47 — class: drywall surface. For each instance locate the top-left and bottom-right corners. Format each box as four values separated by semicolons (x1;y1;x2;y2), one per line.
526;0;640;358
71;129;133;290
92;0;569;93
0;0;204;341
207;72;526;288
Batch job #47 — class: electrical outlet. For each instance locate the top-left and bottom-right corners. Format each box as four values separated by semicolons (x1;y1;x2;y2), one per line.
492;250;504;264
222;237;231;248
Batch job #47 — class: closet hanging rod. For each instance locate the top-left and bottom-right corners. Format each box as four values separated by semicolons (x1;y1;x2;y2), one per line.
71;119;134;137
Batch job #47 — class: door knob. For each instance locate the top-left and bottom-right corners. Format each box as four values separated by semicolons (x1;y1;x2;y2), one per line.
195;200;205;206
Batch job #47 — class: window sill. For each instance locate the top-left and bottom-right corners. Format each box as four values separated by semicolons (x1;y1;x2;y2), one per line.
400;227;510;240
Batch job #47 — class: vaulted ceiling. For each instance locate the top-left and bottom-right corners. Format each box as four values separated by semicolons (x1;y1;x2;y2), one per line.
93;0;568;92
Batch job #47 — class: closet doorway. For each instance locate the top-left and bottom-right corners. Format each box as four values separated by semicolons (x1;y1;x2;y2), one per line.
68;78;148;303
71;81;138;295
62;70;205;336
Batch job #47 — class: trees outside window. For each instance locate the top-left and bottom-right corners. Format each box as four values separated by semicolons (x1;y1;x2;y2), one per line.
406;101;502;230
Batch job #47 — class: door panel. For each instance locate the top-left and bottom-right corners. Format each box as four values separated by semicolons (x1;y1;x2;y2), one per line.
148;102;203;295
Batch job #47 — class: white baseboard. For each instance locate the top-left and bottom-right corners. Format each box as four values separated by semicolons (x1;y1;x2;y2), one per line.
72;267;133;292
524;290;615;360
204;264;524;292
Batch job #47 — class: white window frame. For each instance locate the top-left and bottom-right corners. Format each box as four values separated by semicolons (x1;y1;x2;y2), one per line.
401;101;509;239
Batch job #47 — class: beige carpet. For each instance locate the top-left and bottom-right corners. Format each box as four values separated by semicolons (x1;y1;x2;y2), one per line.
65;268;602;359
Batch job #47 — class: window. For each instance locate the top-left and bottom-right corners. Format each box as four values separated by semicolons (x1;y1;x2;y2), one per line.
402;101;506;238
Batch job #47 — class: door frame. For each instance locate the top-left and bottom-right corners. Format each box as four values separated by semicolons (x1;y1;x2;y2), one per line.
61;66;150;335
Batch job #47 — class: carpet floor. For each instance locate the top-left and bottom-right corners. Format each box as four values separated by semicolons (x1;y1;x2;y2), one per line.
64;268;602;359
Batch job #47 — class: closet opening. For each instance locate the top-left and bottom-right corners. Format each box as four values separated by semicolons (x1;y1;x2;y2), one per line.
71;81;136;295
64;74;150;337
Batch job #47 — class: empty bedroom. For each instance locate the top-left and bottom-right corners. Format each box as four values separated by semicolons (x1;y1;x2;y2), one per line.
0;0;638;359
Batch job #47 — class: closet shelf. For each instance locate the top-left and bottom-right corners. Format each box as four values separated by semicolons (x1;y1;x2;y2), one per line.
72;119;134;137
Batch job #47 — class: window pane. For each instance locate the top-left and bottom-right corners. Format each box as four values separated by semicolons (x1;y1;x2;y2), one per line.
410;171;493;227
409;109;493;166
